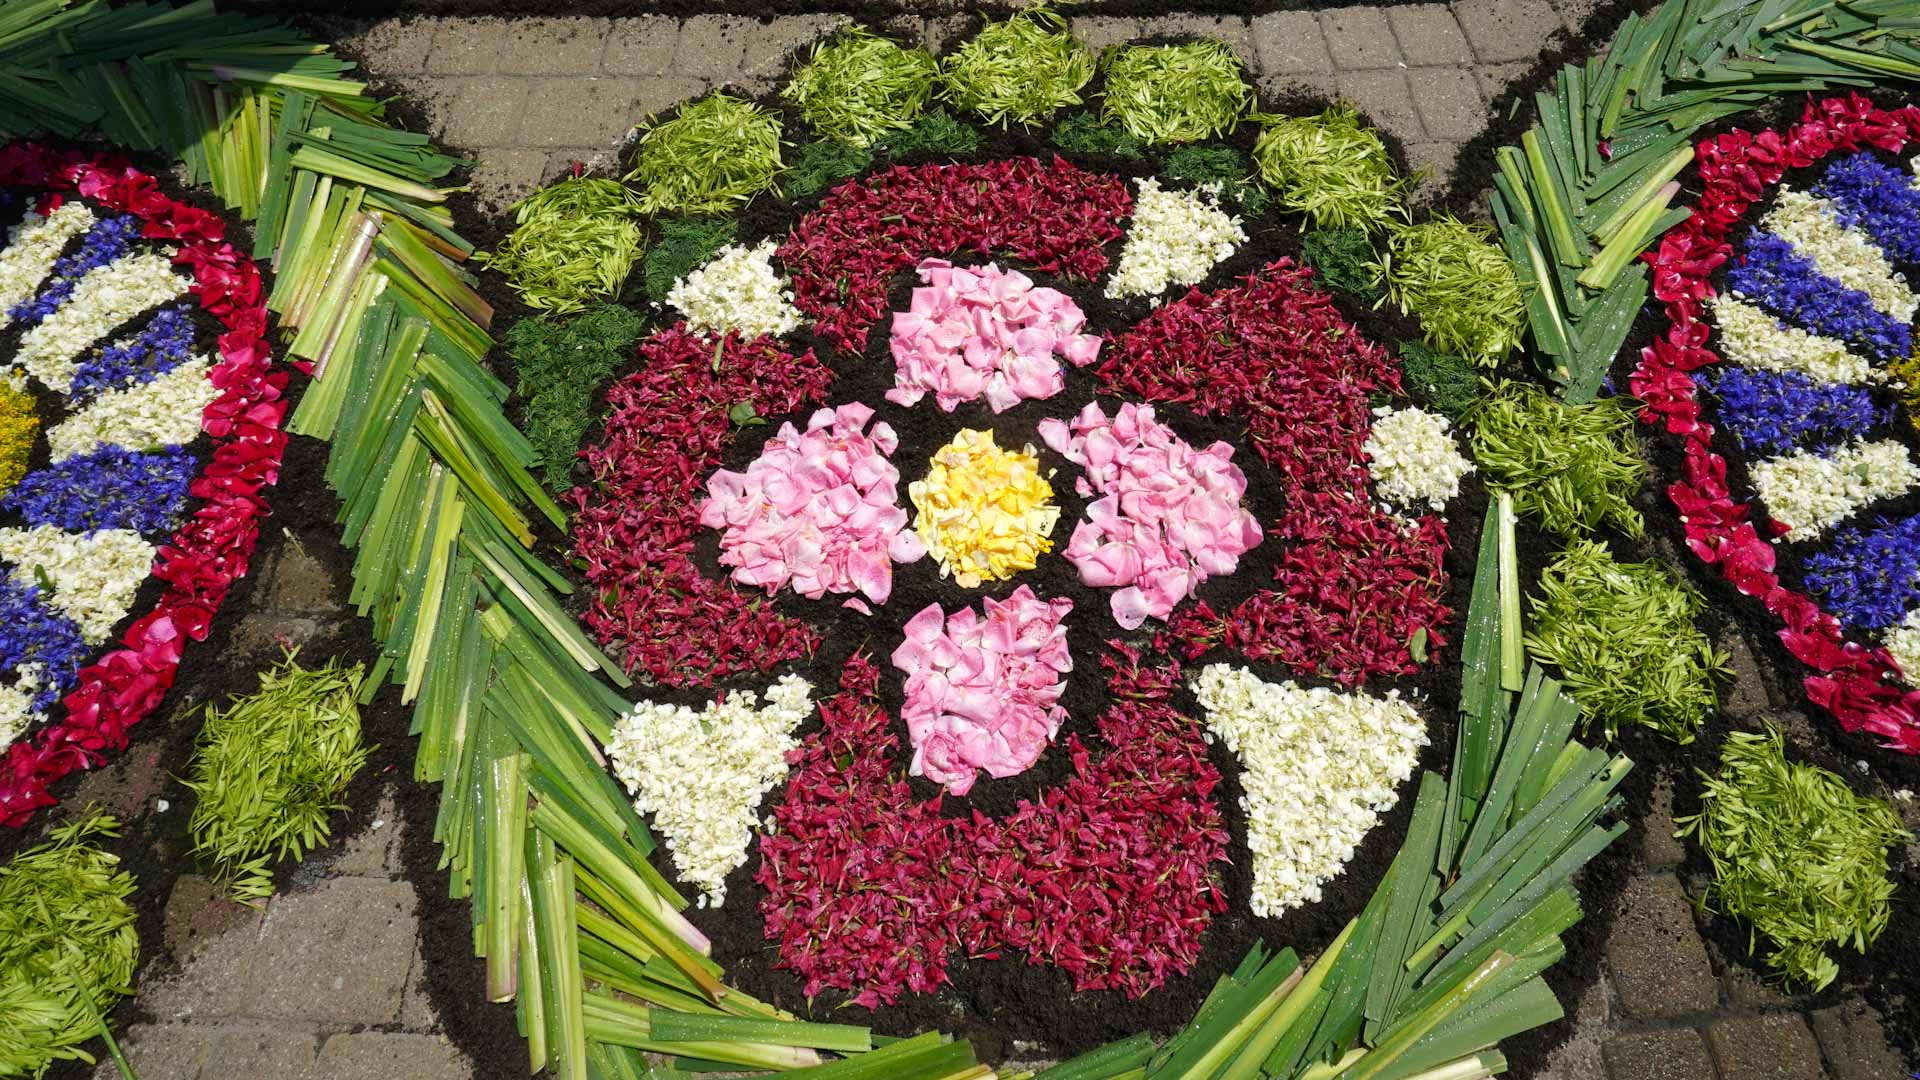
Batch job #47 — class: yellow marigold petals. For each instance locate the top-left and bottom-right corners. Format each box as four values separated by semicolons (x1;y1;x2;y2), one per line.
0;380;40;495
909;428;1058;588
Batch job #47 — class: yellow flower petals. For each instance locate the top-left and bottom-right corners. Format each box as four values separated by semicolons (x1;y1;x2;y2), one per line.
909;429;1058;588
0;379;40;496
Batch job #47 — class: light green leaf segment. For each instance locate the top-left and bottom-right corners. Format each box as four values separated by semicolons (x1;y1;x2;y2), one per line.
1491;0;1920;401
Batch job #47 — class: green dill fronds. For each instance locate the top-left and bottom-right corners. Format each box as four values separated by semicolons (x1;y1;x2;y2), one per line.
1525;540;1728;742
1378;215;1528;365
626;94;784;215
506;304;648;491
939;7;1095;128
478;176;644;314
875;107;980;158
1679;726;1909;989
783;27;938;147
1049;111;1146;159
1162;145;1267;214
1299;226;1381;302
1100;41;1252;144
1468;380;1646;539
1252;105;1410;231
784;139;872;200
643;216;736;301
184;654;371;902
1397;340;1481;420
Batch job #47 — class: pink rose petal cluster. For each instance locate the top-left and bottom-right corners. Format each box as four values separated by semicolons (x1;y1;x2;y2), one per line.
699;402;924;606
892;585;1073;795
887;259;1102;414
1040;402;1263;630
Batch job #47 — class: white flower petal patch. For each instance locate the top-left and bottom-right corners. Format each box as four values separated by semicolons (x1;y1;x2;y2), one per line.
1885;610;1920;685
1762;188;1917;321
1363;405;1474;512
48;356;216;462
0;526;155;644
0;664;48;750
1749;438;1920;541
1105;178;1247;299
1191;664;1426;917
0;204;96;331
606;674;814;907
1712;295;1881;386
15;249;189;388
667;239;804;341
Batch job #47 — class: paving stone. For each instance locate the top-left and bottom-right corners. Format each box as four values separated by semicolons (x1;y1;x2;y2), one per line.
1534;972;1608;1080
920;15;970;54
631;75;711;125
543;149;608;182
515;77;641;149
739;14;848;85
228;613;326;661
1388;5;1476;66
498;17;605;76
1473;60;1532;102
1321;8;1403;70
1335;70;1420;141
1555;0;1607;30
1811;1002;1911;1080
1154;15;1257;69
1251;12;1334;75
1642;774;1688;868
1600;1028;1716;1080
1718;630;1772;718
326;786;399;878
202;1023;320;1077
674;15;749;84
1071;16;1143;56
89;1023;209;1080
1704;1013;1826;1080
164;873;263;964
466;148;548;210
1453;0;1566;64
1605;873;1719;1021
312;1032;475;1079
424;19;505;76
262;541;346;615
1260;72;1341;106
399;947;439;1034
1405;141;1465;196
62;739;178;823
1705;935;1804;1012
337;18;432;76
601;15;681;76
1408;66;1484;139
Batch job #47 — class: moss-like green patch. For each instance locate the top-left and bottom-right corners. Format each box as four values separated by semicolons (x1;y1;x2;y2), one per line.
1162;145;1267;214
1397;341;1481;421
1049;111;1146;159
875;107;981;158
1299;226;1380;302
506;303;650;490
786;139;873;200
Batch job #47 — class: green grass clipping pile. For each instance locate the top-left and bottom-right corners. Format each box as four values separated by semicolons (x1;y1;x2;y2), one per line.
627;94;784;215
1469;381;1647;540
938;7;1094;128
1378;216;1528;365
479;176;643;314
784;27;938;146
1101;41;1251;144
1252;105;1410;231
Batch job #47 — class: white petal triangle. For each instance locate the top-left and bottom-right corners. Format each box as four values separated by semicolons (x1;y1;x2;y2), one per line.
0;525;156;644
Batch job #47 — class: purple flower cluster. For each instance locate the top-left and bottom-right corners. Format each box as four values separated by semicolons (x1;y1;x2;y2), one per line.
1697;366;1889;455
3;445;196;535
1805;513;1920;631
69;304;195;400
8;213;141;326
1728;232;1912;361
1816;152;1920;265
0;575;90;710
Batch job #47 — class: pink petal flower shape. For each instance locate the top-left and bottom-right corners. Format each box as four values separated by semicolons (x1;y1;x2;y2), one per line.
888;259;1101;414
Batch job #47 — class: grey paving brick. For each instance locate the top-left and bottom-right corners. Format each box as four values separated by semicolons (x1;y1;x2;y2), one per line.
1704;1013;1826;1080
1154;15;1257;69
258;542;346;615
312;1032;475;1080
631;75;712;125
1811;1002;1912;1080
90;1023;209;1080
1453;0;1566;64
1408;66;1484;139
739;14;849;86
201;1024;320;1077
336;18;431;76
1705;935;1806;1012
164;873;263;965
1251;12;1334;76
498;17;605;77
1320;8;1402;70
920;14;970;53
1642;774;1687;868
1404;141;1465;195
515;77;641;149
1071;16;1142;56
1335;69;1420;141
325;786;399;878
1601;1029;1716;1080
1718;630;1772;718
601;15;680;76
674;15;749;84
467;148;547;210
424;19;504;76
1605;873;1719;1021
1259;72;1341;106
1388;5;1476;66
1473;60;1532;102
544;149;607;184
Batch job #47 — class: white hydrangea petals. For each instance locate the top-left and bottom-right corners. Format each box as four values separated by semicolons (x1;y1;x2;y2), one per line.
606;675;813;907
1884;610;1920;685
15;250;188;388
1363;406;1474;511
0;526;154;644
1106;179;1246;299
0;204;96;330
48;356;216;462
668;239;804;341
0;665;48;750
1191;664;1426;917
1749;439;1919;541
1712;295;1881;385
1762;189;1917;320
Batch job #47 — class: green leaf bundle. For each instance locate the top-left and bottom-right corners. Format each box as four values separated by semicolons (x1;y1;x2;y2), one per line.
783;28;938;147
1163;145;1267;214
1379;216;1528;365
1300;227;1382;302
1680;727;1909;990
1049;111;1146;159
1100;41;1251;144
506;304;648;490
938;7;1094;128
643;216;736;302
1252;105;1410;231
1525;541;1728;742
0;815;137;1077
479;177;644;314
1468;381;1646;539
1398;341;1481;421
626;94;784;215
185;654;372;901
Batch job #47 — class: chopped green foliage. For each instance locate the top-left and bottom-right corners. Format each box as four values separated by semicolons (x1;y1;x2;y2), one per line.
1525;541;1727;742
1398;340;1481;421
1469;381;1646;539
1252;105;1410;231
875;107;981;158
1680;727;1909;990
939;7;1095;128
0;816;137;1077
643;216;736;303
507;304;649;490
626;94;784;215
1100;41;1251;144
1379;215;1528;365
784;139;872;201
478;176;643;314
783;28;939;146
185;655;371;902
1049;111;1146;159
1299;226;1381;302
1162;144;1267;214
